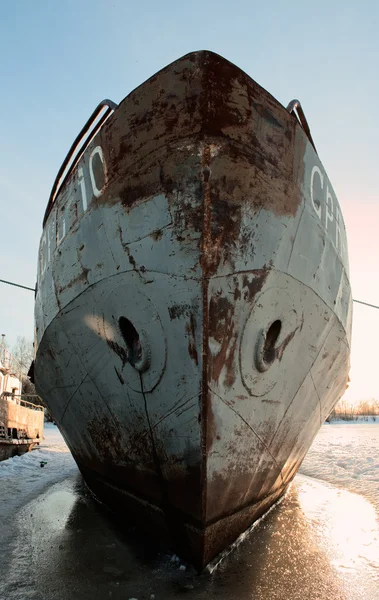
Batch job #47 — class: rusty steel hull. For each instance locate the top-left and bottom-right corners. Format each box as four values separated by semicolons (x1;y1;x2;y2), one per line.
34;51;352;569
0;439;39;461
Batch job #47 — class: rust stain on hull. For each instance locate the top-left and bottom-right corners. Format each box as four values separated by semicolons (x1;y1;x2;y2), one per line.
34;50;352;570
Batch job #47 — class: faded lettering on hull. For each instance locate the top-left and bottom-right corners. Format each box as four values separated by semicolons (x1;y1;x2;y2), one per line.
34;50;351;569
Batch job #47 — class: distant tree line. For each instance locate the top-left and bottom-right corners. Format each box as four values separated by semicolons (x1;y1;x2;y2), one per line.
2;337;54;418
10;336;36;396
327;398;379;422
8;338;52;421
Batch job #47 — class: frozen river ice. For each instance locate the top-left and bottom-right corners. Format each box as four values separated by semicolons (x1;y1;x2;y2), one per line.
0;422;378;599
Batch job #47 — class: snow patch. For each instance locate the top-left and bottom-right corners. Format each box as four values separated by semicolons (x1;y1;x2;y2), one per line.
300;423;379;511
0;425;77;542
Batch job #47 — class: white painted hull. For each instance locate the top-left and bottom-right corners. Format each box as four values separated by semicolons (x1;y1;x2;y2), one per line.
34;51;352;568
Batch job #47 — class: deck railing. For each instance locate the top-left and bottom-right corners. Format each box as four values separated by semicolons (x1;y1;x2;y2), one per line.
2;394;44;411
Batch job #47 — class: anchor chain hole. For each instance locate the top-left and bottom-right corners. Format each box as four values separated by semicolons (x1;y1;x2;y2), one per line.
263;320;282;366
119;317;142;368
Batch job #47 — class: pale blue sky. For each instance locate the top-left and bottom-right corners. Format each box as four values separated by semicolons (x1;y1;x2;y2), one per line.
1;0;378;401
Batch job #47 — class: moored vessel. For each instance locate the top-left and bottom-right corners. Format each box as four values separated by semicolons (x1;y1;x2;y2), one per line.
34;51;352;568
0;348;44;461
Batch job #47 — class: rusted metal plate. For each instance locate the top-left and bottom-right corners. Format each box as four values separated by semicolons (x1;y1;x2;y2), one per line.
0;395;44;461
34;51;351;569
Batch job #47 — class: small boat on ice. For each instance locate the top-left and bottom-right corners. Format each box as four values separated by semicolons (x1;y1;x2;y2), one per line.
0;348;44;461
33;51;352;568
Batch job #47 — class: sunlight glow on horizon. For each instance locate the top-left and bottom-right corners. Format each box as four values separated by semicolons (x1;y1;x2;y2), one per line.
298;479;379;572
1;1;378;403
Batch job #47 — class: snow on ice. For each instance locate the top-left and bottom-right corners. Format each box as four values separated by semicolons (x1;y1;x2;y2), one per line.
300;422;379;511
0;423;76;543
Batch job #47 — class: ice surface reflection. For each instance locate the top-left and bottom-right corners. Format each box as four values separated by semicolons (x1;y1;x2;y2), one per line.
2;473;378;600
1;424;379;599
32;489;77;533
297;477;379;575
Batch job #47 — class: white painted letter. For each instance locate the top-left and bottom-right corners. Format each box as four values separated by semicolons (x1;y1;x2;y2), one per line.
39;235;47;275
310;166;323;219
57;209;66;246
78;168;88;212
89;146;106;198
335;204;342;252
325;186;334;231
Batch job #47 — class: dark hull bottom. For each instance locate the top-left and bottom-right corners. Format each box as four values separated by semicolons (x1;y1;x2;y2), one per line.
79;465;289;570
0;440;38;462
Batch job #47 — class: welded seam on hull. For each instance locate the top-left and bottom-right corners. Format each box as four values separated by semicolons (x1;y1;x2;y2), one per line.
45;312;128;433
139;373;166;485
205;469;290;528
287;269;352;337
210;388;284;484
285;268;351;338
209;268;277;281
59;373;90;423
139;375;195;547
38;380;78;397
44;268;201;335
75;356;127;435
39;267;201;352
205;486;290;574
81;464;206;531
117;219;173;246
128;392;200;445
284;202;306;270
285;205;351;333
59;368;124;438
269;316;338;448
310;372;323;426
201;144;212;526
81;452;289;532
335;264;352;322
201;266;351;339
